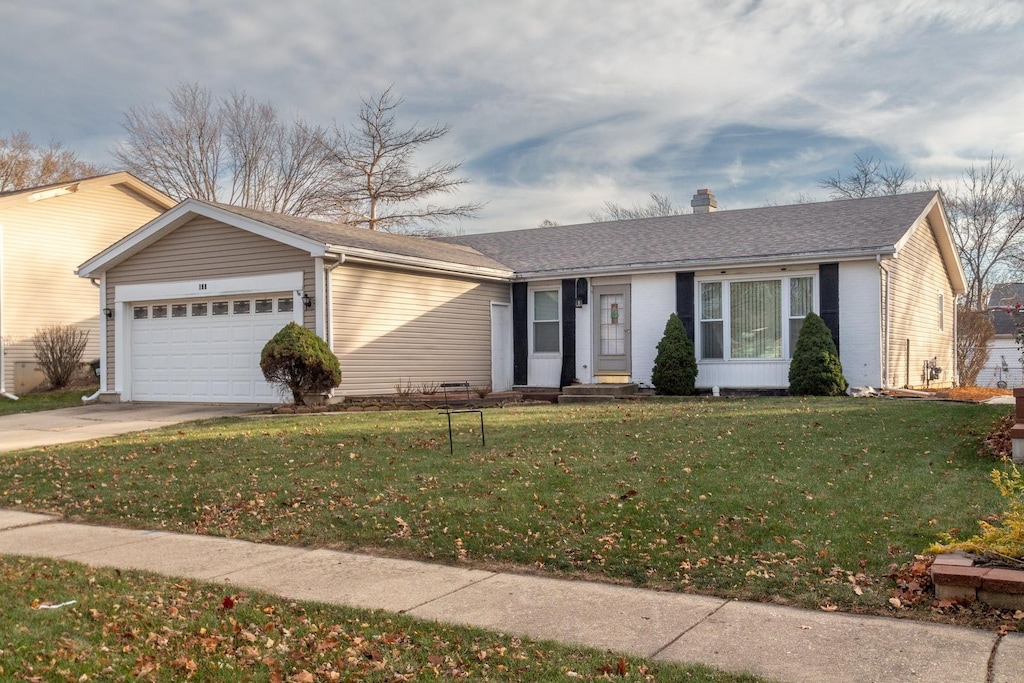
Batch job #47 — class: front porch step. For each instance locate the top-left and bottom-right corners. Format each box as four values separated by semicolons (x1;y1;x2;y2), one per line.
560;383;639;397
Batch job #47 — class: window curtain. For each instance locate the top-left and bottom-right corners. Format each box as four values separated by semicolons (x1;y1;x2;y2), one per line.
730;280;781;358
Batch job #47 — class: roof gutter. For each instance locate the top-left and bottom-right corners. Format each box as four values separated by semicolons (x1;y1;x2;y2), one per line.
511;247;899;281
326;244;513;281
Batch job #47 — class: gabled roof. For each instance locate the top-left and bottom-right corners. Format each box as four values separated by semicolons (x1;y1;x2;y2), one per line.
78;199;512;280
442;191;966;292
0;171;173;210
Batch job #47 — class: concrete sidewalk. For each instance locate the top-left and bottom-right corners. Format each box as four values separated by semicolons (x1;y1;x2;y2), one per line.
1;511;1020;682
0;402;259;453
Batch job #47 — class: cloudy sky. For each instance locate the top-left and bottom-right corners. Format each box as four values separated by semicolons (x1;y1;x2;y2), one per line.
3;0;1023;233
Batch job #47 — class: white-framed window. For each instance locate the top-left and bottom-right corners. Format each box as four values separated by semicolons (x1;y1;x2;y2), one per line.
531;288;560;354
699;282;724;359
697;274;816;361
788;276;814;358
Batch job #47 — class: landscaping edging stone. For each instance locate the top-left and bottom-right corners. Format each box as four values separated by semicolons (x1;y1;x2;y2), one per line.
931;552;1024;610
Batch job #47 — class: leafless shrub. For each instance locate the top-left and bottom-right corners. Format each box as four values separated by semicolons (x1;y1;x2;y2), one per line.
33;325;89;389
957;304;995;386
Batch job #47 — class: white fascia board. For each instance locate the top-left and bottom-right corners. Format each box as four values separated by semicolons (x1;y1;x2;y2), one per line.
510;248;896;281
115;271;304;303
78;199;327;278
330;245;513;281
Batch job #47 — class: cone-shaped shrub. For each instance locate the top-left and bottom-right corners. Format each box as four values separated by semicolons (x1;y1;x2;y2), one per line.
260;322;341;405
788;312;847;396
651;313;698;395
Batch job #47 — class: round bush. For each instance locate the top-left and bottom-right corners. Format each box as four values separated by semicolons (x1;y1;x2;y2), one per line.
260;322;341;405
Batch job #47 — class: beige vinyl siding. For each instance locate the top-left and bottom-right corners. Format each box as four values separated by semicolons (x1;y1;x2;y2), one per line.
332;263;510;396
104;217;315;387
1;185;166;391
885;215;956;388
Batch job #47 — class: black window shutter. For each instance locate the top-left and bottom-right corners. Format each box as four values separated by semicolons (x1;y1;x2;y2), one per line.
675;272;695;340
819;263;840;353
512;283;528;386
560;279;577;388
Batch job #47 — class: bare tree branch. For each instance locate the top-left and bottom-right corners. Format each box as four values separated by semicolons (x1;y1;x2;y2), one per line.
588;193;683;222
942;155;1024;309
0;130;101;192
114;83;337;217
320;86;482;232
819;154;915;200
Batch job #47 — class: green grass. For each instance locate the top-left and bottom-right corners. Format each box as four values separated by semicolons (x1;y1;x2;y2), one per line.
0;386;98;416
0;397;1012;622
0;555;765;682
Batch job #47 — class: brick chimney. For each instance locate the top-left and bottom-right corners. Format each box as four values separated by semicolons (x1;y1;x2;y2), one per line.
691;188;717;213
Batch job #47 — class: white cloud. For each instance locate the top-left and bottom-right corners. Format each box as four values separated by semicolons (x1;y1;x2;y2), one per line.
3;0;1024;230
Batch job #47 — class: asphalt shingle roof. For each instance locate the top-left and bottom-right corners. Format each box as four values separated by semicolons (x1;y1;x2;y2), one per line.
988;283;1024;335
440;191;940;276
206;202;511;273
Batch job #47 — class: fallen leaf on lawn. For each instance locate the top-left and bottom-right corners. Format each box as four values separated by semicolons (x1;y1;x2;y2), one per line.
820;603;839;612
889;597;902;608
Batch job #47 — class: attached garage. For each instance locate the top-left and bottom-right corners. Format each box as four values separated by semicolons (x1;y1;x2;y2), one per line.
77;199;513;404
129;294;297;402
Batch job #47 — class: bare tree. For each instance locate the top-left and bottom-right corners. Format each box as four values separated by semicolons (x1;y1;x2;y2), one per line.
955;303;994;386
114;83;336;217
588;193;684;222
819;154;915;200
942;156;1024;310
320;86;481;232
0;131;101;192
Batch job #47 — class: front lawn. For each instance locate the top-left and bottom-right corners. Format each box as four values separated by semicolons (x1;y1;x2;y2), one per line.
0;386;97;416
0;556;764;682
0;397;1013;625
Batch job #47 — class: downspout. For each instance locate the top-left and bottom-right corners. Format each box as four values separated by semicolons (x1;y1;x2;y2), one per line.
82;277;103;403
0;223;18;400
324;255;345;350
878;255;890;390
324;255;345;397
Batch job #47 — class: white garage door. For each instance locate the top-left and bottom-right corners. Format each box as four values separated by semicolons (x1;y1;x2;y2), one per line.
130;295;296;403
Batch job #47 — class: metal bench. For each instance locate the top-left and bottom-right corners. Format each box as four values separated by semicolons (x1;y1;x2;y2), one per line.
439;381;485;454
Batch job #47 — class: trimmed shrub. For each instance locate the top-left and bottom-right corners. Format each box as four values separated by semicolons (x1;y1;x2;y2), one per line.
788;312;847;396
33;324;89;389
260;322;341;405
651;313;698;395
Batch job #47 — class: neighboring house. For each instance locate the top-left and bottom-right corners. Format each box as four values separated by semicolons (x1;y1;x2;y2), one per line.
978;284;1024;389
0;173;174;397
446;189;964;393
76;200;513;403
77;189;964;404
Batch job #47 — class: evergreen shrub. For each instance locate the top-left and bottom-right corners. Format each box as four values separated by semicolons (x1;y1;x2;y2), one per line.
651;313;698;395
260;322;341;405
788;312;847;396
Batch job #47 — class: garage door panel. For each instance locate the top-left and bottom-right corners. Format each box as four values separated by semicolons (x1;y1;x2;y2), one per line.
130;296;294;403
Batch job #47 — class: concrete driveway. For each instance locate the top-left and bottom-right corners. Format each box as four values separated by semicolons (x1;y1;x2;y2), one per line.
0;402;262;453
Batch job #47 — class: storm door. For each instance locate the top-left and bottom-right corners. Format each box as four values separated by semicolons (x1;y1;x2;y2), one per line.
592;284;631;375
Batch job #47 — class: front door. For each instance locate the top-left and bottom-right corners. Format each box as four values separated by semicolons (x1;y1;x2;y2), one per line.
592;285;631;376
